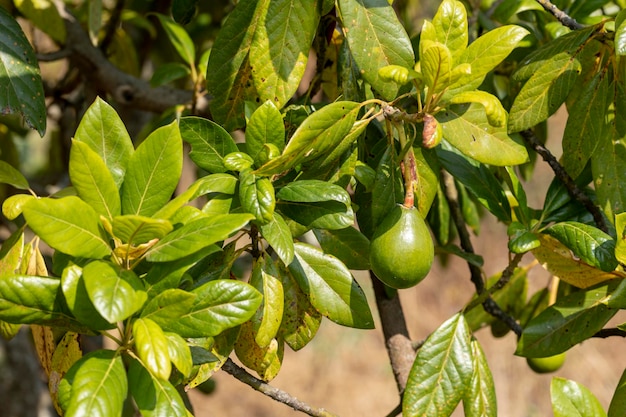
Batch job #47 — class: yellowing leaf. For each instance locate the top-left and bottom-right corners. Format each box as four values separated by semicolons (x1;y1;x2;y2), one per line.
532;234;624;288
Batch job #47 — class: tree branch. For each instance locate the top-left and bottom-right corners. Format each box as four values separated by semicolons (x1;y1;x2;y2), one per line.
592;328;626;339
51;3;209;115
371;273;416;394
534;0;584;30
221;359;339;417
520;129;609;233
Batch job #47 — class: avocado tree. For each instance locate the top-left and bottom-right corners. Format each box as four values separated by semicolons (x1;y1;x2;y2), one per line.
1;0;626;416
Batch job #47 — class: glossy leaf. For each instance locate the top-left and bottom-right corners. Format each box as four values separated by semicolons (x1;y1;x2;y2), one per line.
337;0;414;100
516;281;620;357
370;146;404;233
74;97;133;188
532;234;623;289
616;213;626;266
128;359;188;417
430;0;467;62
165;332;192;378
179;116;239;173
239;169;275;224
133;317;172;380
438;104;528;166
449;91;507;127
312;227;370;270
246;100;285;164
288;242;374;329
608;368;626;417
154;14;195;68
562;70;610;179
0;7;46;135
403;313;473;417
413;146;440;217
2;194;34;220
617;19;626;56
421;42;453;94
509;53;582;133
545;222;617;272
111;215;173;245
206;0;269;130
146;214;253;262
249;0;319;108
69;140;121;219
445;25;529;98
64;350;127;417
551;377;607;417
23;197;111;259
121;122;182;217
254;101;360;176
61;264;115;331
143;281;262;338
463;339;497;417
83;261;147;323
250;257;284;347
438;149;511;222
259;212;294;265
0;160;29;190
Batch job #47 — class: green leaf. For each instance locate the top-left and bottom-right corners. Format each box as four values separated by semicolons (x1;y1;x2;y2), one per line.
14;0;66;43
437;149;511;222
154;13;195;68
246;100;285;164
254;101;360;176
64;350;127;417
403;313;474;417
164;332;192;377
430;0;467;62
438;104;528;166
234;321;283;381
69;140;121;219
277;180;355;230
608;368;626;417
337;0;414;100
74;97;133;188
146;214;253;262
551;377;607;417
0;275;84;329
121;121;183;217
206;0;269;130
23;197;111;259
444;25;529;98
239;169;275;224
463;339;497;417
179;116;239;173
249;0;319;108
617;19;626;56
591;81;626;220
128;358;189;417
83;261;147;323
616;213;626;266
133;318;172;381
369;146;404;233
61;264;115;331
0;7;46;135
150;62;191;87
516;281;619;357
278;265;321;350
259;213;294;265
421;42;453;94
142;281;262;338
509;53;582;133
449;91;507;127
562;70;610;179
288;242;374;329
250;257;284;347
544;222;617;272
312;227;370;270
0;160;29;190
111;215;173;245
413;146;440;218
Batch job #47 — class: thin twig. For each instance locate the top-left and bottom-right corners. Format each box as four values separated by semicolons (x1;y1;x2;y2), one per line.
535;0;584;30
221;359;339;417
384;402;403;417
592;328;626;338
520;129;609;233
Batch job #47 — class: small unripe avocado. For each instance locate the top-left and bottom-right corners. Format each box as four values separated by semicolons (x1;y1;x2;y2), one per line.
370;204;434;289
526;353;566;374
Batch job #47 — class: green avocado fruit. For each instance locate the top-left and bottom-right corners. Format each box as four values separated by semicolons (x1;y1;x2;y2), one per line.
369;204;434;289
526;353;566;374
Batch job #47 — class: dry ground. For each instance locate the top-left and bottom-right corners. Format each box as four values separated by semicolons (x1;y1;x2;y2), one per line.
190;109;626;417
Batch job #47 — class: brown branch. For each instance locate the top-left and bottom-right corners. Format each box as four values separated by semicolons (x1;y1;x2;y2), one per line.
50;2;209;116
535;0;584;30
592;328;626;339
371;273;416;394
221;359;339;417
520;129;609;233
442;171;523;336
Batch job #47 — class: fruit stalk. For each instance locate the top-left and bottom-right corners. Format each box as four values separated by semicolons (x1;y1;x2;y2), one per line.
396;122;418;208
